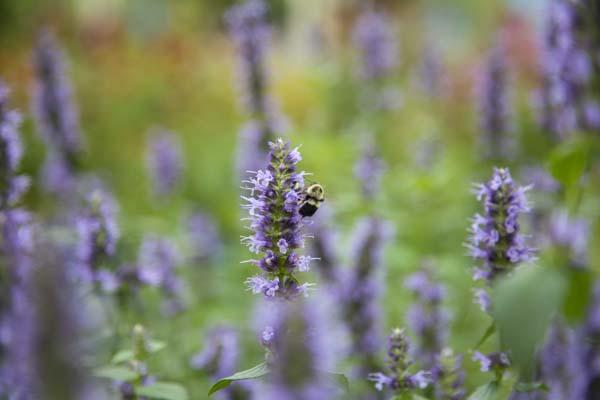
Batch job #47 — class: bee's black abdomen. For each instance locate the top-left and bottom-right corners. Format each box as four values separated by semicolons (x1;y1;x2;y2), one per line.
299;202;319;217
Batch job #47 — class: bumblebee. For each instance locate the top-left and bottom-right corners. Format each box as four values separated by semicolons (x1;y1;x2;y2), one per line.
299;184;324;217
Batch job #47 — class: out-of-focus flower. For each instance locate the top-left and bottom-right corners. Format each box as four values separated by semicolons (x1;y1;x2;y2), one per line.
187;211;222;263
190;326;253;400
418;45;444;98
404;266;449;371
520;166;560;194
341;216;393;375
467;168;534;287
548;210;589;267
477;41;513;159
354;137;385;200
32;30;82;167
434;349;466;400
368;328;432;393
146;128;183;197
75;189;119;283
241;139;314;300
138;235;185;315
472;351;510;373
0;83;28;209
535;0;591;140
254;297;345;399
353;9;398;82
306;204;339;285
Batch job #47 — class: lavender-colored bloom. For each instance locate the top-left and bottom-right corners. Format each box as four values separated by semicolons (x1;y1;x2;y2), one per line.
404;267;448;371
241;139;314;300
306;204;339;284
478;41;513;159
520;166;560;194
535;0;591;139
472;351;510;373
32;30;82;166
368;328;432;393
354;137;385;200
187;211;222;263
418;45;444;98
137;235;184;315
2;242;104;399
353;9;398;82
467;168;534;287
255;297;344;399
147;128;183;197
40;152;77;196
190;326;253;400
434;349;466;400
548;210;589;267
341;216;393;375
75;189;119;283
0;83;28;209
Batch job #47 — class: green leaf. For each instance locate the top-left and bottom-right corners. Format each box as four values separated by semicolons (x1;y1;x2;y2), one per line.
468;382;499;400
474;322;496;349
322;371;349;391
547;139;589;186
562;269;593;324
135;382;188;400
208;362;270;395
515;381;549;392
93;365;138;382
492;266;566;375
147;339;166;353
111;350;135;364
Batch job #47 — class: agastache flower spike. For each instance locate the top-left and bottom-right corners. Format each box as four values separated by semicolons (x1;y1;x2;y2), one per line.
147;128;183;197
0;83;28;209
477;40;513;159
241;139;313;300
32;30;82;167
368;328;432;393
467;168;534;289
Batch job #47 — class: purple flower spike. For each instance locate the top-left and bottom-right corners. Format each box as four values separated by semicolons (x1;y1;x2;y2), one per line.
341;216;393;375
549;210;589;267
467;168;534;289
355;137;385;200
187;211;223;263
404;266;448;371
418;45;444;98
147;128;183;197
241;138;313;300
353;9;398;82
368;328;432;394
477;40;513;159
0;82;29;209
32;30;83;166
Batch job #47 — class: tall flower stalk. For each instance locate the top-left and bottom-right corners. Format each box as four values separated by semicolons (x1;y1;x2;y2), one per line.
32;31;83;192
146;128;183;198
241;139;314;300
226;0;285;175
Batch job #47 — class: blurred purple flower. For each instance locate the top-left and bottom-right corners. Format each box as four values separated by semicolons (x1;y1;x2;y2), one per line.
404;267;448;371
368;328;432;393
520;166;560;194
0;82;29;209
341;216;393;375
354;137;385;200
187;211;223;263
472;351;510;373
147;128;183;197
306;204;339;284
137;235;185;315
418;45;444;98
535;0;591;139
241;139;314;300
32;30;82;167
353;9;398;82
548;210;589;267
477;41;513;159
75;189;119;283
467;168;534;287
434;349;466;400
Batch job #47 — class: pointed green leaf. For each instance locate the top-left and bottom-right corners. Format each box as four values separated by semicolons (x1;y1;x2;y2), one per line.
468;382;499;400
111;350;135;364
322;371;349;391
562;269;593;324
147;339;166;353
94;365;138;382
208;362;270;395
474;322;496;349
515;381;549;392
135;382;188;400
547;138;589;186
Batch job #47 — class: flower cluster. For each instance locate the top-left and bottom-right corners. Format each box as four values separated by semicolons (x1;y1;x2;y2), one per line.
32;31;83;191
434;350;466;400
418;45;444;98
368;328;432;393
478;41;513;159
306;204;338;285
187;211;223;263
467;168;534;311
472;351;511;373
147;128;183;197
548;210;589;267
535;0;597;139
404;267;448;371
354;137;385;200
341;216;393;375
241;139;314;300
353;9;398;82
